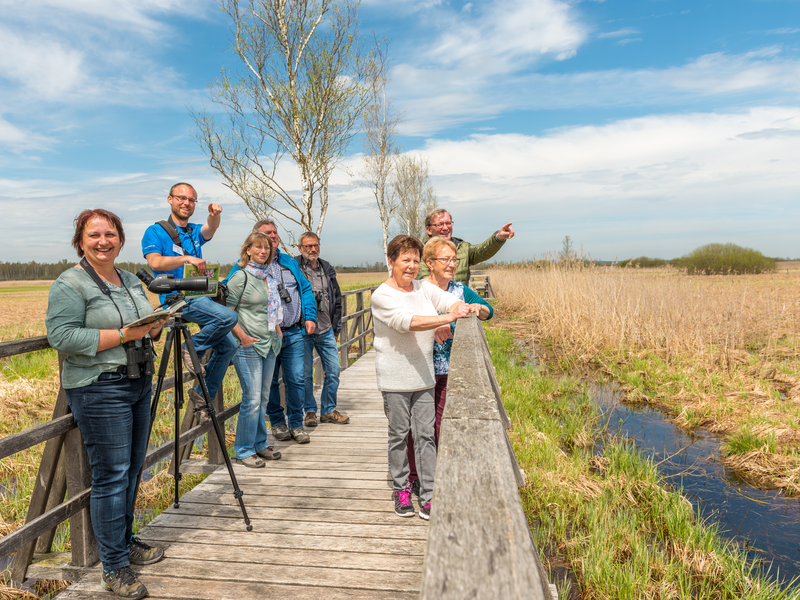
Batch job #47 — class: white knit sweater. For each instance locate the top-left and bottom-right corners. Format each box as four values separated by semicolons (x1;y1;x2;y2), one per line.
371;280;459;392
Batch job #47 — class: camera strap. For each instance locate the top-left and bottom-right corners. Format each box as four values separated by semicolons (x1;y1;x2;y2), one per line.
157;216;196;257
233;270;249;311
79;258;142;329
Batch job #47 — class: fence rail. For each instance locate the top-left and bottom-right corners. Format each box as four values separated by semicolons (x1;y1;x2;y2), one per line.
0;285;378;585
420;314;554;599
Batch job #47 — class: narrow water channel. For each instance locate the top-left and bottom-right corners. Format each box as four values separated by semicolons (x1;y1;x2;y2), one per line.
593;382;800;583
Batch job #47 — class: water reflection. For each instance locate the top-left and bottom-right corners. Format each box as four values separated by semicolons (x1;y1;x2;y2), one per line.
593;382;800;582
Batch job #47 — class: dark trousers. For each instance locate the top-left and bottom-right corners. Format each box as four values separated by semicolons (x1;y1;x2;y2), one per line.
66;373;151;571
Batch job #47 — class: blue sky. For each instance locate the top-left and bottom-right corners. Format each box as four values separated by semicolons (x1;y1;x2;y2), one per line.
1;0;799;266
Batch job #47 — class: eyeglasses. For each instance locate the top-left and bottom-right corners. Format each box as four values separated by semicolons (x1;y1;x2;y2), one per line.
299;243;320;249
432;257;457;266
171;194;197;204
430;221;453;229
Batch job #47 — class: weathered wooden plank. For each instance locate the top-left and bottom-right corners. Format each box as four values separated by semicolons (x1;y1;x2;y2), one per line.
129;557;421;592
0;489;90;562
145;513;428;540
138;527;426;556
221;467;389;481
177;488;399;511
152;542;423;572
0;413;75;460
63;424;98;567
193;483;392;501
154;503;428;527
0;335;50;359
420;417;548;599
58;572;416;600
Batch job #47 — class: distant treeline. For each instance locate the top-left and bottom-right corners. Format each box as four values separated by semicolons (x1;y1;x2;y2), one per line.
0;260;381;281
475;244;793;276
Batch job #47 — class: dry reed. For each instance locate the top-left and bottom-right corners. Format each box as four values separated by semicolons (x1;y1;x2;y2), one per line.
491;264;800;490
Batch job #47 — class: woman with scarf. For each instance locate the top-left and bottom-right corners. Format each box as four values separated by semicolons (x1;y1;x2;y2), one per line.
227;230;284;467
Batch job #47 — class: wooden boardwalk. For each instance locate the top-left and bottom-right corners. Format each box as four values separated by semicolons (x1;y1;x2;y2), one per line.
59;351;426;599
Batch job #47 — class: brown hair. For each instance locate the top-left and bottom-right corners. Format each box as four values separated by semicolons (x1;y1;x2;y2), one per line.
252;218;277;232
238;231;274;267
424;208;450;228
386;235;423;262
169;182;197;198
422;237;457;264
72;209;125;258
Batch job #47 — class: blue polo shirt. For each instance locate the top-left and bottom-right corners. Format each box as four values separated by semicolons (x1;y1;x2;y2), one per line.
142;221;208;302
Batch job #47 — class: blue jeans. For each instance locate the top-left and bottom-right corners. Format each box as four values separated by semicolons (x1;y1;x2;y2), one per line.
232;345;277;459
266;326;306;430
65;373;152;571
303;328;341;415
181;296;238;401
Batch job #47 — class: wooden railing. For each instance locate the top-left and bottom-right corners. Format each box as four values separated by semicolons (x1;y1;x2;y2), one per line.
419;315;555;599
0;285;377;586
469;270;496;299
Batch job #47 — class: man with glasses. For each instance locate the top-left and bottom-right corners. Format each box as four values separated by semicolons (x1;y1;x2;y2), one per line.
141;182;238;421
294;232;348;427
417;208;515;283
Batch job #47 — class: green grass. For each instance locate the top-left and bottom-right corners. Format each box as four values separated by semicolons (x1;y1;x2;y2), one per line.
0;285;52;293
724;427;778;455
484;322;800;599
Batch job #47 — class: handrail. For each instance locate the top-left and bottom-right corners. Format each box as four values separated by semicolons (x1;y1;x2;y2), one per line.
0;285;379;585
419;315;553;599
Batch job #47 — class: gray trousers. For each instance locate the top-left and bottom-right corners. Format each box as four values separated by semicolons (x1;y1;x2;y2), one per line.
382;388;436;505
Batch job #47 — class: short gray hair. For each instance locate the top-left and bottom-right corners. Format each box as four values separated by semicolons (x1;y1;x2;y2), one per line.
298;231;319;246
252;218;277;232
424;208;450;228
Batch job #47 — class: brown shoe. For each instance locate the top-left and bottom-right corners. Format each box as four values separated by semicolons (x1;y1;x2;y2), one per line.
304;412;318;428
320;410;350;424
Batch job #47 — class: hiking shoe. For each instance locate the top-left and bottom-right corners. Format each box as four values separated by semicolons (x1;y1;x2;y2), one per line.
320;410;350;424
272;423;292;441
182;346;205;376
290;427;310;444
411;480;420;498
187;388;210;424
128;536;164;566
235;455;265;468
101;566;147;599
256;446;281;461
304;412;318;428
394;483;414;517
419;503;431;520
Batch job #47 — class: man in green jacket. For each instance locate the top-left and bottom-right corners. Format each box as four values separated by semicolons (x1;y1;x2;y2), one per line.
417;208;515;284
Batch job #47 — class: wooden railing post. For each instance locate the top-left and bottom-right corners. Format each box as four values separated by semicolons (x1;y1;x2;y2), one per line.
206;387;226;465
63;419;98;568
339;293;350;368
11;353;70;583
356;291;366;356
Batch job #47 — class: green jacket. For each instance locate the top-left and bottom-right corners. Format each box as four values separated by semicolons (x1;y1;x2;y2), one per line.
418;232;505;284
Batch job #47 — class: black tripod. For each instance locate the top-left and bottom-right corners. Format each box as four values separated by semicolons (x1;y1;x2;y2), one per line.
134;307;252;531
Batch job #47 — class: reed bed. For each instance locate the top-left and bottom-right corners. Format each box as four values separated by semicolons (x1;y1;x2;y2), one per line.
491;265;800;491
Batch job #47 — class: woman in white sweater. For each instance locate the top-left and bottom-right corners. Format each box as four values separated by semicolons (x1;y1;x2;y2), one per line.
371;235;474;520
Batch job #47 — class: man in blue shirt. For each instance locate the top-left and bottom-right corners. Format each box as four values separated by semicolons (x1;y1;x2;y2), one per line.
226;218;317;443
141;182;238;418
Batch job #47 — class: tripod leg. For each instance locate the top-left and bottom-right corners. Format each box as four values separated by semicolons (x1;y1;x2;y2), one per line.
180;326;253;531
132;325;176;511
172;326;184;508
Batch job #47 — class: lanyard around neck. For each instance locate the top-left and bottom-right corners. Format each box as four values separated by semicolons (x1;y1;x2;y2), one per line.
79;258;141;329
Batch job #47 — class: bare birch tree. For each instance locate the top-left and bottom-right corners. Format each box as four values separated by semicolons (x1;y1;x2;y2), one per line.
193;0;368;244
393;154;437;241
360;39;403;259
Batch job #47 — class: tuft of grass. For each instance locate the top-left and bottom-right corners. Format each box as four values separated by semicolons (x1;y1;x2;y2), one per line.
724;427;778;455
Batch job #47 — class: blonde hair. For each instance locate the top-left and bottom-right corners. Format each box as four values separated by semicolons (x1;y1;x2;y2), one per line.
422;237;457;264
238;231;274;267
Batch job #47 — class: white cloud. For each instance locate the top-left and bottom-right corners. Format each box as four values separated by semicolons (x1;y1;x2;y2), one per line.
598;27;640;38
615;38;641;46
405;107;800;259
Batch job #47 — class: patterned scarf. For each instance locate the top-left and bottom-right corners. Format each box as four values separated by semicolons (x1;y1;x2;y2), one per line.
244;261;270;280
244;261;283;332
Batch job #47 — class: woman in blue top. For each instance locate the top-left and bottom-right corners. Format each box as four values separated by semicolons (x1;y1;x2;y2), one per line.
45;209;168;599
226;231;284;468
406;237;493;491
